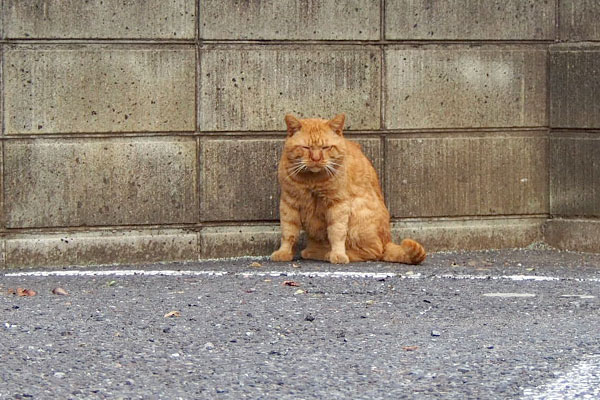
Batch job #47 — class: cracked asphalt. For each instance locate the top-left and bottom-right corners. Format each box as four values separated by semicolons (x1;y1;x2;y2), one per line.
2;248;600;399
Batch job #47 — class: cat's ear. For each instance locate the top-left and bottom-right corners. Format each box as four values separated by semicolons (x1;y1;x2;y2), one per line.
284;114;302;137
328;113;345;136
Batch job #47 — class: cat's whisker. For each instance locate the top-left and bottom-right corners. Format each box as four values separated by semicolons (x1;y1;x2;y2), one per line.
325;161;341;177
285;161;307;180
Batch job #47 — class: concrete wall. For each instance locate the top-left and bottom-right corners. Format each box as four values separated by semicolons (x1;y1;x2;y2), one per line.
0;1;598;268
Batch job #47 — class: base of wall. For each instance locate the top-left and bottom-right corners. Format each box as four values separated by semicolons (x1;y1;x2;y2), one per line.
544;218;600;253
391;217;546;252
3;229;198;269
0;217;559;269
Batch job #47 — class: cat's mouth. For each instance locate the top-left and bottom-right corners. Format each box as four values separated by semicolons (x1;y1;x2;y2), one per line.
308;166;322;173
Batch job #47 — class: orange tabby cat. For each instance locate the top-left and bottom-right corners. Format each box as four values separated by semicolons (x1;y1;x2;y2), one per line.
271;113;426;264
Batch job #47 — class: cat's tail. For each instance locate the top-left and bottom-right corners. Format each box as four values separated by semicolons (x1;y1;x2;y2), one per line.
382;239;426;265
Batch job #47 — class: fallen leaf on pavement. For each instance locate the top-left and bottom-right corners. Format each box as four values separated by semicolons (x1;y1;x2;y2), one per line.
283;281;300;287
107;280;117;287
294;289;306;295
292;263;301;268
17;288;37;297
402;346;419;352
52;287;69;296
249;262;262;268
164;311;181;318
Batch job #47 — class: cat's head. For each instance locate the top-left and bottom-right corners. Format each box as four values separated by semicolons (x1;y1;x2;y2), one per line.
282;114;346;178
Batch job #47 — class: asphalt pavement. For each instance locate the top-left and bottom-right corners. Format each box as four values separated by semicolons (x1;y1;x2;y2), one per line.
2;248;600;399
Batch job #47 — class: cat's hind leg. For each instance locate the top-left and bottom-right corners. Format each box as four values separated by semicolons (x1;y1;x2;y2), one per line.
300;239;330;261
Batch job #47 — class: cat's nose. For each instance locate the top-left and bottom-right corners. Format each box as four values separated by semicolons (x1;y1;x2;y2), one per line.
309;150;322;162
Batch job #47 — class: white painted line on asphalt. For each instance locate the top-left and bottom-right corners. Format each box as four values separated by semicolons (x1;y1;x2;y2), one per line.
439;274;560;282
3;270;228;278
521;355;600;400
483;293;536;298
2;269;400;279
3;270;600;285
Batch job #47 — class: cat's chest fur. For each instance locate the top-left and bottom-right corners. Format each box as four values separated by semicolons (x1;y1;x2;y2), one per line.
296;182;341;240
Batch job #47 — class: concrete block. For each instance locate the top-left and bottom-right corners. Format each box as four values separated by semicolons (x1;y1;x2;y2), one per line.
200;138;283;222
200;225;280;259
559;0;600;41
544;219;600;253
385;135;548;218
5;230;198;268
386;0;555;40
4;46;195;134
392;218;544;252
385;47;547;129
550;135;600;217
200;137;381;222
3;0;196;39
200;0;379;40
200;46;381;131
550;46;600;128
0;141;3;228
0;46;3;133
4;137;198;228
0;240;5;269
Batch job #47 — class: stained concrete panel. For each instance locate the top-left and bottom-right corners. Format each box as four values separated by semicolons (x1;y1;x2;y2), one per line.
201;137;382;222
386;0;555;40
5;230;198;268
200;0;379;40
550;135;600;217
200;138;283;222
559;0;600;41
200;46;381;131
3;0;196;39
4;137;197;228
544;219;600;253
4;46;195;134
386;135;548;218
385;47;547;129
392;218;544;252
550;47;600;129
200;226;280;259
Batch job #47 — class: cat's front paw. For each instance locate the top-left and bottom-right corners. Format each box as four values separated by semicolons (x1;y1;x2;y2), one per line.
328;251;349;264
271;249;294;262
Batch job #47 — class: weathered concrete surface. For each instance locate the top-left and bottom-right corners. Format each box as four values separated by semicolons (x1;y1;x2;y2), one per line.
4;46;195;134
385;135;548;218
385;47;547;129
559;0;600;41
550;46;600;129
3;230;198;268
545;219;600;253
200;138;283;222
386;0;555;40
199;225;280;260
550;134;600;217
4;137;197;228
200;0;379;40
392;218;545;252
3;0;196;39
199;46;381;131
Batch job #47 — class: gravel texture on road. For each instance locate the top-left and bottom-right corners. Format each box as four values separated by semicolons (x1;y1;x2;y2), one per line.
2;249;600;399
